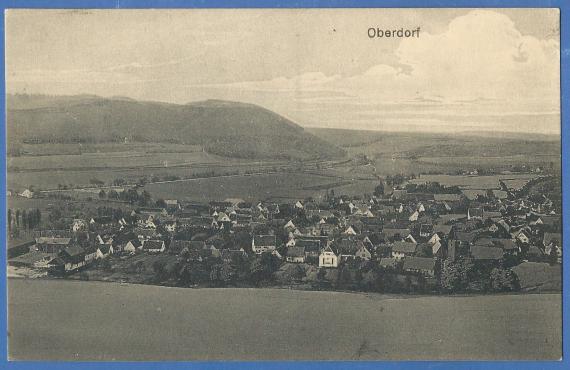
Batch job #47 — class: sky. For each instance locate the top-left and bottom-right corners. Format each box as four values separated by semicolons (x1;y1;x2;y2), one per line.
6;8;561;135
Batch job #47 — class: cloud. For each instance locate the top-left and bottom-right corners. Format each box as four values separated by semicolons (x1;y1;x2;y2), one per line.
7;9;560;134
199;10;559;111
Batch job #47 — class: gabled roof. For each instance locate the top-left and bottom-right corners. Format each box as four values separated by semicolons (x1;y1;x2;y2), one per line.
126;239;142;248
320;245;337;256
470;245;503;260
419;224;434;234
286;246;305;258
169;239;193;253
143;240;164;250
403;257;435;271
91;216;113;224
383;228;411;238
295;239;321;251
433;224;453;236
454;231;479;243
543;232;562;246
468;207;484;218
36;237;72;245
473;238;517;250
392;241;418;254
253;235;276;246
61;245;85;258
98;244;112;254
378;258;398;268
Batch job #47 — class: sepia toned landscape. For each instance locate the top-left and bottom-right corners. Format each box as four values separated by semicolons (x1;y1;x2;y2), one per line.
5;8;562;361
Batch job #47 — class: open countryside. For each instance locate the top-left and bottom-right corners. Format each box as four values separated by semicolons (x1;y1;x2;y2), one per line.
7;95;562;361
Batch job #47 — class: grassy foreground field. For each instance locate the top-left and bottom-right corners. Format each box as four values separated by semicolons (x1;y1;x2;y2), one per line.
8;279;561;361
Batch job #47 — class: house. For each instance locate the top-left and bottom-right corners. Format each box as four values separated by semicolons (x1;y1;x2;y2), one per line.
138;207;168;217
90;216;114;226
514;229;531;244
252;235;277;254
35;237;72;254
59;246;87;272
543;232;562;259
419;224;434;238
391;241;418;259
354;207;374;218
295;239;321;259
383;228;412;241
72;219;88;232
405;234;417;244
221;249;248;264
163;220;177;233
355;244;372;260
142;240;166;253
378;257;398;270
84;246;98;264
431;239;443;256
319;246;339;268
473;238;520;256
468;207;484;220
19;189;34;198
136;227;158;242
343;225;358;235
284;220;296;230
96;244;114;259
403;257;436;277
408;211;420;222
164;199;180;212
124;239;141;254
428;233;441;245
469;245;503;262
286;246;306;263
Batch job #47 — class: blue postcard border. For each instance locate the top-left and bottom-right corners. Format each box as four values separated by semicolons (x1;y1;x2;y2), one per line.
0;0;568;369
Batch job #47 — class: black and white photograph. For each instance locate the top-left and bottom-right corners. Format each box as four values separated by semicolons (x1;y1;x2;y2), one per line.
5;8;562;361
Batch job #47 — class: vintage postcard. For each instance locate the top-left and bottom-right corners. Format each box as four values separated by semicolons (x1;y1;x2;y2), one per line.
5;8;562;360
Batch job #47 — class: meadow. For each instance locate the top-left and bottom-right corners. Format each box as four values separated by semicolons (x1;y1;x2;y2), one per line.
143;172;377;202
8;279;562;361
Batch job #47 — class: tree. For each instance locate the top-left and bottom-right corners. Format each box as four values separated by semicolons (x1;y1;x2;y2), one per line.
155;199;167;208
100;259;113;272
98;190;106;199
107;189;119;199
35;209;41;227
440;257;474;293
490;267;519;292
7;209;11;232
152;260;168;281
373;182;385;197
22;210;28;229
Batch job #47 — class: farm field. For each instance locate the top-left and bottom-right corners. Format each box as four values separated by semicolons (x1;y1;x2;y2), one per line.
409;173;540;190
8;279;562;361
307;128;561;176
143;172;377;202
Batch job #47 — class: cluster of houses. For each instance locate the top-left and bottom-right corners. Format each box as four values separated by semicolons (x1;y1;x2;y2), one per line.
8;178;562;283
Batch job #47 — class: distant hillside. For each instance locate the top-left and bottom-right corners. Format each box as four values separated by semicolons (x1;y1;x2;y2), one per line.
7;94;346;160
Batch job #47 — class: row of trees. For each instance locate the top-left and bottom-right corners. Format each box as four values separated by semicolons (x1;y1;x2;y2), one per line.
440;257;519;293
7;208;42;232
98;188;152;206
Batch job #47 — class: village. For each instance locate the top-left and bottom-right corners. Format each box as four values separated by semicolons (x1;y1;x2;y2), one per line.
7;172;562;294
